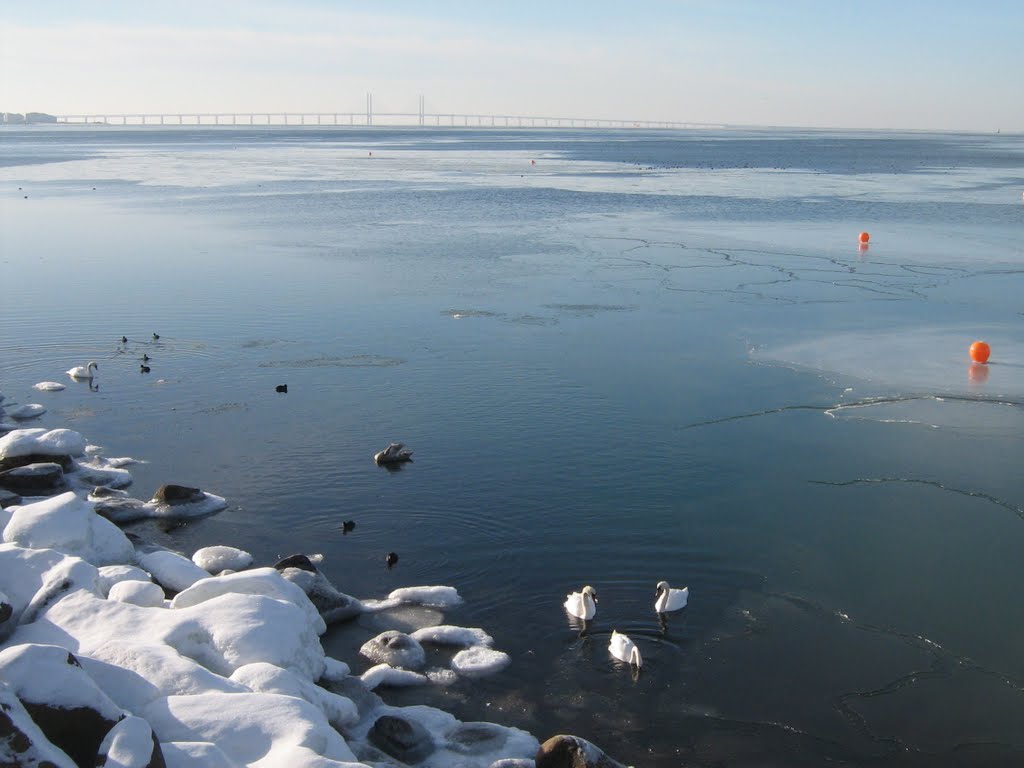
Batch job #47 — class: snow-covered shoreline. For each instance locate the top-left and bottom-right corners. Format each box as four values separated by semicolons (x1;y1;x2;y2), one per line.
0;388;626;767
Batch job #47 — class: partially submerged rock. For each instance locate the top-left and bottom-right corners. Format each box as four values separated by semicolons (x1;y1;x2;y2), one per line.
536;734;630;768
0;462;66;494
360;630;426;670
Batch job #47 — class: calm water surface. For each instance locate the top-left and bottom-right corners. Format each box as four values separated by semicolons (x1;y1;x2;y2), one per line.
2;127;1023;766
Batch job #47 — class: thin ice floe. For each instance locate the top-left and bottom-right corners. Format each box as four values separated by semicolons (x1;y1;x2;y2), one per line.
33;382;66;392
0;419;539;766
8;404;46;419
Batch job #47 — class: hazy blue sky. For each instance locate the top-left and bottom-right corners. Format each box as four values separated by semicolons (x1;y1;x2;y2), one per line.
2;0;1021;130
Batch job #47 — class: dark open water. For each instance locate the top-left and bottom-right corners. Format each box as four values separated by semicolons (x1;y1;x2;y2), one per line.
2;126;1023;766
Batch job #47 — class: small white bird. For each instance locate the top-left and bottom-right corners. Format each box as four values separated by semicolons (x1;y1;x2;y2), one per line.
67;361;98;380
655;581;689;613
608;630;642;667
563;585;598;620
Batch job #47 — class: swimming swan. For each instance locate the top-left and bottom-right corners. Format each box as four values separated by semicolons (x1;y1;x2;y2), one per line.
608;630;642;667
67;361;98;379
374;442;413;464
655;581;689;613
564;585;598;620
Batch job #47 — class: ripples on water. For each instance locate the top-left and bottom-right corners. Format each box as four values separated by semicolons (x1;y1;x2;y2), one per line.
2;127;1023;766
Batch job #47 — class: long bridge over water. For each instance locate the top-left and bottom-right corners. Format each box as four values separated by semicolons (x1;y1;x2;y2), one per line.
54;105;717;130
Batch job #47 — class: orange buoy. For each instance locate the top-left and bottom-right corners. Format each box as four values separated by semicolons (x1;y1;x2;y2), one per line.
969;340;991;363
858;231;870;244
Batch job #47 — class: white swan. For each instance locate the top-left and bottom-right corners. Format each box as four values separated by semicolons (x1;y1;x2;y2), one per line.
67;361;98;380
563;585;597;620
608;630;642;667
655;581;689;613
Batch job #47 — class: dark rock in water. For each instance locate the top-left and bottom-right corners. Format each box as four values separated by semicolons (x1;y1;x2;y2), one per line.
368;714;435;764
273;553;318;572
275;384;288;393
93;496;150;524
0;452;75;473
0;462;65;494
0;488;21;508
151;484;203;505
536;735;629;768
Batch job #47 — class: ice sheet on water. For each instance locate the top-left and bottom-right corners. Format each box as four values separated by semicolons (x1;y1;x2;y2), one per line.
33;381;66;392
450;647;512;678
410;625;494;648
360;663;429;690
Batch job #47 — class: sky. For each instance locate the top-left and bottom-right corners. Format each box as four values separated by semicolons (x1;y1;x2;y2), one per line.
2;0;1022;131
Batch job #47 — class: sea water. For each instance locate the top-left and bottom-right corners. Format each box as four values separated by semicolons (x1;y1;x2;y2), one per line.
1;126;1023;766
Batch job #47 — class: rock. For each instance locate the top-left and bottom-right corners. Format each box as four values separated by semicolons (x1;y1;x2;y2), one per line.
0;428;86;472
536;735;629;768
368;714;435;764
93;496;150;524
108;579;166;608
136;550;210;593
0;488;21;508
3;491;135;567
0;462;65;494
0;644;125;768
278;565;363;624
0;684;77;767
0;590;11;626
273;553;318;572
359;630;426;669
490;760;536;768
192;545;252;574
96;715;166;768
150;484;204;504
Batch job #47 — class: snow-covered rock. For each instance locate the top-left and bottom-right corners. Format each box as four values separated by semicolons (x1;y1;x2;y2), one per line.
0;428;87;468
277;562;363;624
137;550;210;593
108;579;166;607
191;545;252;573
0;543;100;637
230;661;359;728
97;564;153;597
360;630;426;669
171;567;325;634
0;681;76;767
96;715;164;768
2;491;134;566
143;690;362;766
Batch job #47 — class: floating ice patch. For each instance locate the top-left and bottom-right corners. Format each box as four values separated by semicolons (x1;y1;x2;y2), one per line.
33;381;66;392
144;490;227;520
426;667;458;686
70;459;134;489
757;327;1024;400
411;625;494;648
360;663;429;690
192;545;253;573
387;586;463;608
450;647;511;678
7;404;46;420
